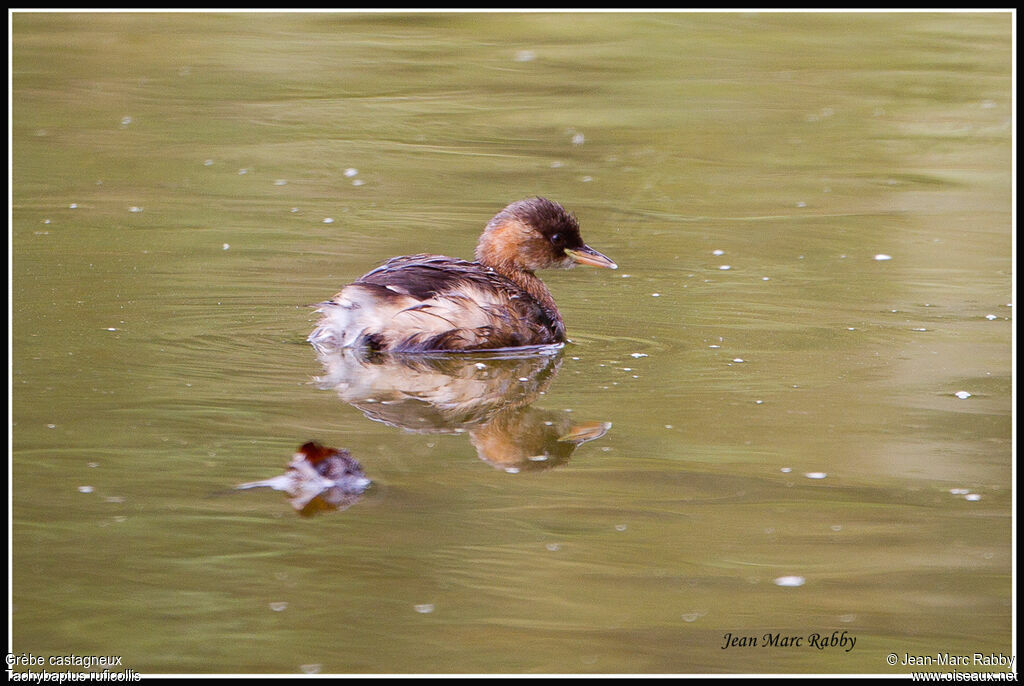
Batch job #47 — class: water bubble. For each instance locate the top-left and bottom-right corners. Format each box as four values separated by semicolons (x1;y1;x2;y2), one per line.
774;577;806;589
78;486;94;494
514;50;536;62
874;254;892;261
774;576;805;587
804;472;827;479
323;218;334;224
343;168;358;177
414;604;434;614
571;133;585;145
954;391;972;399
269;602;288;612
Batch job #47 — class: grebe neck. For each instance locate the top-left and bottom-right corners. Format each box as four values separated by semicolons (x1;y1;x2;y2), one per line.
492;264;563;332
474;218;565;331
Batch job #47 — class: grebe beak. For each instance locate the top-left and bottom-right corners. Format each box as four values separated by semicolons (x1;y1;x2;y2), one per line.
565;245;618;270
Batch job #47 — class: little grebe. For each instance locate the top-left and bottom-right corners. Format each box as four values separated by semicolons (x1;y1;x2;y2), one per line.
308;197;617;353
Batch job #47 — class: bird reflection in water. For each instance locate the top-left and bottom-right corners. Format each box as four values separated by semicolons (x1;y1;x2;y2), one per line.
312;346;611;472
236;441;371;516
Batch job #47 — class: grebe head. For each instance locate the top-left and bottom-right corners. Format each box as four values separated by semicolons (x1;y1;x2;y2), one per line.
474;197;617;273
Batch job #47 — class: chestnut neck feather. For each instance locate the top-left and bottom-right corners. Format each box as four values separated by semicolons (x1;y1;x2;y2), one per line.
496;265;561;327
475;220;562;327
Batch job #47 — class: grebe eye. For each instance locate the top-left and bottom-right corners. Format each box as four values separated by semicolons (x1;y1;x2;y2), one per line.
550;233;562;246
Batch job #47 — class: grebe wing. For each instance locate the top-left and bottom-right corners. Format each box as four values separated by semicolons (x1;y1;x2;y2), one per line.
311;255;560;352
